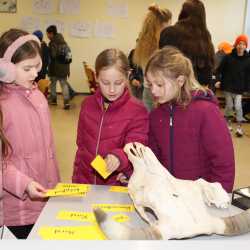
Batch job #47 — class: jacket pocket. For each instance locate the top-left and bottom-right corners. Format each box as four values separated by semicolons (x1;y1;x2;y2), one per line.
23;155;40;179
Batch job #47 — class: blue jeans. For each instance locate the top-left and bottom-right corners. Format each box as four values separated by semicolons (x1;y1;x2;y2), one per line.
49;76;70;101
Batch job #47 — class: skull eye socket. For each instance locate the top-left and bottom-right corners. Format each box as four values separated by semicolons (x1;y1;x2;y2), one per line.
130;148;137;156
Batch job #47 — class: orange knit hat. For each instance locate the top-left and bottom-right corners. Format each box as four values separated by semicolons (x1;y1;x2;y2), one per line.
218;42;233;54
234;34;248;48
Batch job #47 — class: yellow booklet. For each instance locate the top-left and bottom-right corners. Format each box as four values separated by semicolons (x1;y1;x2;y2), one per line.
90;155;111;179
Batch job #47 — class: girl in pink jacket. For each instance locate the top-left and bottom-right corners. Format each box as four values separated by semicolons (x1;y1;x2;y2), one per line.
73;49;149;185
0;29;60;239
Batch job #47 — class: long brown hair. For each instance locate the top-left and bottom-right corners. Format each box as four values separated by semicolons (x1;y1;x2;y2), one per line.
133;4;172;70
145;46;207;107
176;0;214;69
0;107;11;157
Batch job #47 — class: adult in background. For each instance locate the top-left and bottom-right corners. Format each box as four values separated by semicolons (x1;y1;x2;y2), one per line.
133;3;172;110
46;25;75;109
159;0;215;88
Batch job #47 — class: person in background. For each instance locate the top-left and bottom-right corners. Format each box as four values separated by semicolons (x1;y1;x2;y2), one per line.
72;48;148;186
159;0;215;88
212;41;233;93
128;45;144;99
217;34;250;136
146;46;235;193
0;29;60;238
32;30;50;82
133;3;172;110
46;25;75;109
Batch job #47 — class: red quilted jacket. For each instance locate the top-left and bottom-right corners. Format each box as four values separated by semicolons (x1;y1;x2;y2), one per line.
72;88;149;185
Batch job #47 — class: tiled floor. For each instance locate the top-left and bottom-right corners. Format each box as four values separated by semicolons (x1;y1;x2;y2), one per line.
50;95;250;190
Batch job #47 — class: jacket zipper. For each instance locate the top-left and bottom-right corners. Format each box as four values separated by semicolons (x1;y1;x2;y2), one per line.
169;104;174;175
94;102;109;184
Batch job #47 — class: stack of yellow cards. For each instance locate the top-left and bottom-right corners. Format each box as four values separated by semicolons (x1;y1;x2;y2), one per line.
91;155;111;179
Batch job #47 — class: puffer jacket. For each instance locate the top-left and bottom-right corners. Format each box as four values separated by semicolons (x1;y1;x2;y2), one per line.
149;90;235;192
72;88;149;185
217;48;250;94
48;33;70;78
1;84;60;226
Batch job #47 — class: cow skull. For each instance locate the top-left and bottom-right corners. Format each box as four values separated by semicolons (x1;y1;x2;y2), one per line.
94;142;250;240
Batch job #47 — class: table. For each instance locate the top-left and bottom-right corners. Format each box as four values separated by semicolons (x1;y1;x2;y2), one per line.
28;184;250;240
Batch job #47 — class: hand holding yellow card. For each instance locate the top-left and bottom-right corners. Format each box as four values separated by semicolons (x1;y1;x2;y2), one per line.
91;155;111;179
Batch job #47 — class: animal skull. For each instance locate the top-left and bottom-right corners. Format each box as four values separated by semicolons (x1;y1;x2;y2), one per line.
94;142;250;240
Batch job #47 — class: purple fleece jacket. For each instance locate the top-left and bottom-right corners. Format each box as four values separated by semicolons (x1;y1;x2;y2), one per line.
149;91;235;192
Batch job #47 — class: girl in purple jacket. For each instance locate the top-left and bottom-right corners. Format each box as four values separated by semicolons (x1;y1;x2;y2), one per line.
0;29;60;238
145;46;235;193
73;49;149;186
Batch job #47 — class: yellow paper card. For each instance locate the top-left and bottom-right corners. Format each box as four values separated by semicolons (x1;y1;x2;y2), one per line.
55;183;91;191
112;214;130;223
38;225;106;240
109;186;128;193
45;186;88;197
90;155;111;179
92;203;135;212
56;211;96;223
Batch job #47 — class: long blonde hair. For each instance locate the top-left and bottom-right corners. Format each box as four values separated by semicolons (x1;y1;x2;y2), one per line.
145;46;208;106
133;4;172;70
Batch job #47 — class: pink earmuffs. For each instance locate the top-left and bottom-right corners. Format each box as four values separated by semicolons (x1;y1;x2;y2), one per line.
0;34;41;83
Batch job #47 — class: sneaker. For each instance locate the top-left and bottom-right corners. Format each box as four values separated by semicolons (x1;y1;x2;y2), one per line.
235;126;244;137
48;98;57;105
63;101;70;110
228;124;233;132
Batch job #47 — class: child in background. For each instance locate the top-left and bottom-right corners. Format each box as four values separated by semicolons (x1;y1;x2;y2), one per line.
218;34;250;136
0;29;60;239
72;48;148;185
146;46;235;193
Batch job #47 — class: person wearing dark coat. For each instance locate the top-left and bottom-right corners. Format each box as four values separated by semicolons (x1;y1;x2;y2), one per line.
46;25;75;109
159;0;215;88
217;35;250;136
33;30;50;81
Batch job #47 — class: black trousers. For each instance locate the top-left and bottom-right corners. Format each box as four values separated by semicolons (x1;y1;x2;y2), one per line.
7;224;34;239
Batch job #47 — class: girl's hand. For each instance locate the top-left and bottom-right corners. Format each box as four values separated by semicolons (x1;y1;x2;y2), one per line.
105;154;120;173
215;81;221;88
26;181;47;199
131;79;141;87
116;172;129;184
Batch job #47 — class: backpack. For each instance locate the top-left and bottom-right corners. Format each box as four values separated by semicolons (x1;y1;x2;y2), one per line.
56;43;72;64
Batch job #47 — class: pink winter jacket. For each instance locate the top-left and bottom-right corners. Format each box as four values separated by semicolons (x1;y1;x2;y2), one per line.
1;84;60;226
72;88;149;185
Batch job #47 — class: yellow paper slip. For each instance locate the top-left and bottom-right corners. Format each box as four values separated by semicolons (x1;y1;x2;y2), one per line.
38;225;106;240
92;203;135;212
112;214;130;223
45;187;88;197
90;155;111;179
56;211;96;223
109;186;128;193
55;183;91;191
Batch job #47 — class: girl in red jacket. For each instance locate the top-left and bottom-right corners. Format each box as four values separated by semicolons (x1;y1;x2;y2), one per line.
145;46;235;193
73;49;149;186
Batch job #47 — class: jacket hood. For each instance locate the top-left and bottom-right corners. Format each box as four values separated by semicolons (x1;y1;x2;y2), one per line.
192;89;218;105
52;33;65;44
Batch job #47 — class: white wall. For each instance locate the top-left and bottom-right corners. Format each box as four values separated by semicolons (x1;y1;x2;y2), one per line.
0;0;247;93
